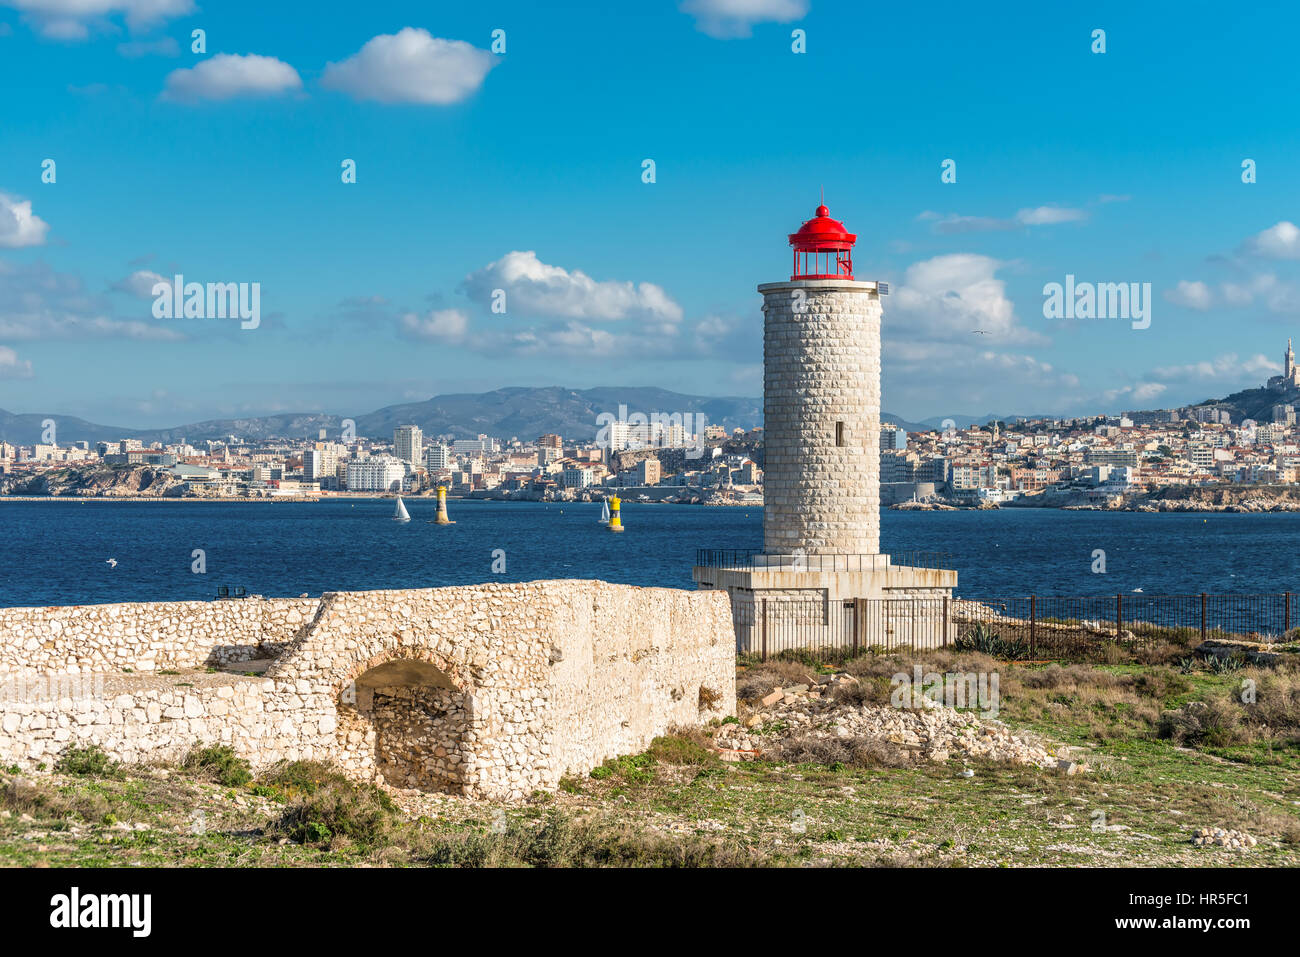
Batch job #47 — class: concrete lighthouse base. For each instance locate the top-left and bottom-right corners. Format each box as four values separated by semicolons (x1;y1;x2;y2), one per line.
693;557;958;655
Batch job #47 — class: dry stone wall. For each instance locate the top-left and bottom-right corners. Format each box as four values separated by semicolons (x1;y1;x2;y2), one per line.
0;581;735;800
0;596;319;678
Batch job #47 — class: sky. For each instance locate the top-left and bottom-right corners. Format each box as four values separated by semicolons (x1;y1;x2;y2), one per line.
2;0;1300;428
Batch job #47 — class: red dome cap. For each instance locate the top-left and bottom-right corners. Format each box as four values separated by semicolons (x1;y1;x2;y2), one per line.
789;204;856;252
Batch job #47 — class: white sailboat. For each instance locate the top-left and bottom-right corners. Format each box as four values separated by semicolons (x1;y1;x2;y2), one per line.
393;497;411;522
600;499;610;524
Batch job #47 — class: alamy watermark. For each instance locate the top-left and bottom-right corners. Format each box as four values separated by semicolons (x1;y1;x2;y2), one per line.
1042;275;1150;330
1;675;106;704
151;274;260;329
890;665;1000;719
595;405;708;459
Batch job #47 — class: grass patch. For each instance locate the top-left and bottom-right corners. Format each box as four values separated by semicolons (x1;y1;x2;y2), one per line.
181;745;253;788
54;745;122;779
268;763;399;848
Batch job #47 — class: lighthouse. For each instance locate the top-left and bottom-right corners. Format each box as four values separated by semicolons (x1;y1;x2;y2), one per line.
762;203;881;559
693;202;957;653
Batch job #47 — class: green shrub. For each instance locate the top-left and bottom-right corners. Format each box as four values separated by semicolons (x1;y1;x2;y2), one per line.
646;732;717;767
182;745;253;787
418;811;765;868
588;753;656;784
270;765;399;848
1157;697;1243;747
54;745;122;778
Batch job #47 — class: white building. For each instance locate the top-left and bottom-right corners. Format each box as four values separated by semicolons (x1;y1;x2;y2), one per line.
562;466;594;488
304;445;341;482
425;443;451;472
393;425;423;465
452;435;496;456
346;456;406;492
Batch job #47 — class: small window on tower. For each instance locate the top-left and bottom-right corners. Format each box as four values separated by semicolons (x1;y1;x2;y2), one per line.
835;421;845;447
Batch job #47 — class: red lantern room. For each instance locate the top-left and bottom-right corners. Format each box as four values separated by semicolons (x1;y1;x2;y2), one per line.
788;203;856;280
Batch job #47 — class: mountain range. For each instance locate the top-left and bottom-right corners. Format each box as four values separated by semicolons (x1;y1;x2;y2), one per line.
0;386;1084;446
1;387;763;446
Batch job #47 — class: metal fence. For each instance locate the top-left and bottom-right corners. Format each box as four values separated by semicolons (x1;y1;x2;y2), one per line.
734;593;1300;663
696;549;954;572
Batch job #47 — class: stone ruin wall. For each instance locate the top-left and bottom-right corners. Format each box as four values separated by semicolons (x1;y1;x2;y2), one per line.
0;596;321;678
0;581;736;801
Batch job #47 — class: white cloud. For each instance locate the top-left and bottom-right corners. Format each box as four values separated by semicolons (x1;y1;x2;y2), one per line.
0;192;49;247
931;214;1016;234
1214;273;1299;314
398;308;468;343
1102;382;1168;404
2;0;193;38
461;250;683;325
0;260;183;341
111;269;165;298
680;0;808;38
923;205;1088;234
0;345;33;378
1151;352;1276;382
162;54;302;102
509;321;618;356
883;341;1081;418
1242;221;1300;260
1015;206;1087;226
1164;279;1213;310
321;28;497;105
1100;354;1276;414
891;253;1044;344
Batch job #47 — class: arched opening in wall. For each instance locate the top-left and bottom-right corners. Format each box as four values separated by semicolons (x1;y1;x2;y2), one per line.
346;659;469;795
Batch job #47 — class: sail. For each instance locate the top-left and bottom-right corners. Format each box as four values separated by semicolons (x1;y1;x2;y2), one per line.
600;499;610;523
394;497;410;521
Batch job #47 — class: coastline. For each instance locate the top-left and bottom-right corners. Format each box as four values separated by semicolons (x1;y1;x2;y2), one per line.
5;492;1300;512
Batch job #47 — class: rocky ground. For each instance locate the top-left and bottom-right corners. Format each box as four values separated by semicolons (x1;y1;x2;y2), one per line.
1;465;185;497
710;672;1079;771
2;657;1297;867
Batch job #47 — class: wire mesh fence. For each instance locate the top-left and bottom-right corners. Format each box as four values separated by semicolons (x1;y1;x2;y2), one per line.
731;593;1300;663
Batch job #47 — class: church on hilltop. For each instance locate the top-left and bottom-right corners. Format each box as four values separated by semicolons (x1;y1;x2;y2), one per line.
1267;338;1300;391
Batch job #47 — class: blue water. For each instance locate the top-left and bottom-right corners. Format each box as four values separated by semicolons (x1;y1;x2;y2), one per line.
0;499;1297;607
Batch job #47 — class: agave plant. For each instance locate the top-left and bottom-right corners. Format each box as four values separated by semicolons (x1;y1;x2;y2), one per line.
1208;653;1247;675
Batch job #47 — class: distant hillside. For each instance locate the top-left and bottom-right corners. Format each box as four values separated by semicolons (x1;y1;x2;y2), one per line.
0;409;147;446
353;386;762;441
1;387;1039;445
0;387;763;445
1192;384;1300;424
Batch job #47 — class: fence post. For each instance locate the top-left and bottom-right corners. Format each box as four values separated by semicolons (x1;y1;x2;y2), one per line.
1116;593;1123;637
942;595;949;647
1029;595;1037;658
852;598;861;657
761;598;768;662
1286;592;1291;634
1200;593;1207;641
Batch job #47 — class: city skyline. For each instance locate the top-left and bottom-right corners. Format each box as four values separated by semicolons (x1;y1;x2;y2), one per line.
4;1;1300;427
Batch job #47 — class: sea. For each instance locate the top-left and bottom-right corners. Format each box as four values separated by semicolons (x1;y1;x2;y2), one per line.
0;498;1296;608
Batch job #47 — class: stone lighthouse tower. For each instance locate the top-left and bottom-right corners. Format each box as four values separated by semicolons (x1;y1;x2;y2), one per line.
694;202;957;654
762;204;881;560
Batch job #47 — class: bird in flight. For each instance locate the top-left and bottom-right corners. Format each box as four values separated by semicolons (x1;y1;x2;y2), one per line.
105;558;118;568
972;329;990;335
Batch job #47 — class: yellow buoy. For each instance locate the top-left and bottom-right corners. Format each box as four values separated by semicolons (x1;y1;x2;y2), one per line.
434;485;454;525
608;494;624;533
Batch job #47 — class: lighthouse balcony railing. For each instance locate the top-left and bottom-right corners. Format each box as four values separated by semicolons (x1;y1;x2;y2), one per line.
693;549;952;573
